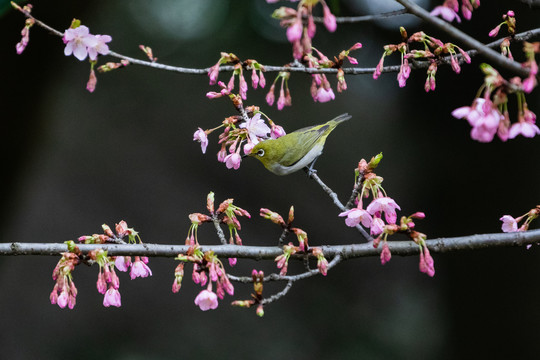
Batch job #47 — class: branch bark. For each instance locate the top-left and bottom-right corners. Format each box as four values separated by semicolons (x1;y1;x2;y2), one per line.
2;228;539;258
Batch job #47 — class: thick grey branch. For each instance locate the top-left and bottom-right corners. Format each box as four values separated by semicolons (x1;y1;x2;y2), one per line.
2;229;539;258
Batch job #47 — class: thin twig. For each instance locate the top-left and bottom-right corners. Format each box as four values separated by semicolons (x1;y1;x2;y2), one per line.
310;172;372;241
13;5;539;78
313;9;409;23
212;215;228;245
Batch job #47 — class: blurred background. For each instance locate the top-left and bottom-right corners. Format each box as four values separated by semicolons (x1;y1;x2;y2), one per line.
1;0;539;359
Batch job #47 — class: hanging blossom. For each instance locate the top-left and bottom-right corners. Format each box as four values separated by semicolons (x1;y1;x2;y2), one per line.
206;53;266;101
260;206;330;277
172;193;248;309
271;0;337;60
430;0;480;22
500;206;539;233
62;20;111;61
452;63;539;142
373;28;470;90
338;155;433;276
196;89;285;171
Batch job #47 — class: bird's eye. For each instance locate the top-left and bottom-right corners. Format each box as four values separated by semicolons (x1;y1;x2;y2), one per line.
257;149;265;157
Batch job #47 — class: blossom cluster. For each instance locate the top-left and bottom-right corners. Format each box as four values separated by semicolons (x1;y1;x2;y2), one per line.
207;53;266;101
451;11;539;142
174;245;235;311
500;205;540;233
270;0;337;60
50;252;79;309
452;63;539;142
62;20;111;62
338;155;434;277
260;206;329;276
172;193;249;311
50;221;152;309
373;27;471;91
430;0;480;23
195;93;285;171
231;270;265;317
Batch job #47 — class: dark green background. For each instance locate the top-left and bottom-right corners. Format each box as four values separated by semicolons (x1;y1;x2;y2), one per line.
1;0;539;359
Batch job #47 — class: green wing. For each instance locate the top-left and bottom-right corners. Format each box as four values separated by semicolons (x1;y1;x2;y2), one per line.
278;124;330;166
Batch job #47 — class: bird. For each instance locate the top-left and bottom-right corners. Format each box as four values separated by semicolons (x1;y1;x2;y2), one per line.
248;113;351;175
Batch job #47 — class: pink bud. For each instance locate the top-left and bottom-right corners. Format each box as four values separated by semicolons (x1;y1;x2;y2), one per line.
265;84;275;106
251;69;259;89
258;71;266;88
286;18;303;43
323;5;337;32
380;242;392;265
488;25;500;37
349;42;362;51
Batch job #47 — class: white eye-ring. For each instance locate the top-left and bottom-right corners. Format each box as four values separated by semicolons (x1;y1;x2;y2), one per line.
257;149;265;157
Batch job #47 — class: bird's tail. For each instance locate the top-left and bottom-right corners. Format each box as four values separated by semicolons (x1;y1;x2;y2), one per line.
329;113;352;127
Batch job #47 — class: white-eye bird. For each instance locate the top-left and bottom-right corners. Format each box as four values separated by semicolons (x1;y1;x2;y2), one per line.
249;113;351;175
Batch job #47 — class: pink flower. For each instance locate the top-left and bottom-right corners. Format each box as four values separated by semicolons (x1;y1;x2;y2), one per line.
286;18;303;43
452;98;503;143
314;86;335;103
115;256;131;272
103;287;122;307
370;216;385;236
193;128;209;154
63;26;98;61
243;142;254;155
339;208;373;228
367;197;401;224
224;153;242;170
229;258;237;267
87;34;111;61
500;215;518;232
430;6;461;23
57;290;69;309
239;113;271;145
322;5;337;32
217;147;227;162
130;258;153;279
271;124;286;139
194;289;219;311
508;121;540;139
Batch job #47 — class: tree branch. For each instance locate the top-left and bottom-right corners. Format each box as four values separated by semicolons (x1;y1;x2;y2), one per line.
2;229;539;258
14;5;539;78
395;0;531;77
